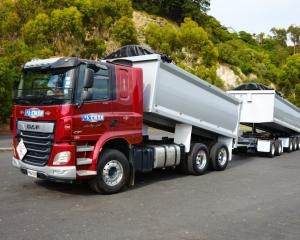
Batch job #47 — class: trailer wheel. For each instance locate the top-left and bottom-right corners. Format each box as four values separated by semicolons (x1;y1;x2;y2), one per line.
89;149;130;194
268;142;276;158
275;140;282;156
286;139;293;153
210;143;229;171
292;138;297;151
186;143;209;175
297;138;300;151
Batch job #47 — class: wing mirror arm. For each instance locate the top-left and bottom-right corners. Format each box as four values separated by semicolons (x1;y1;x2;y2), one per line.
76;68;94;109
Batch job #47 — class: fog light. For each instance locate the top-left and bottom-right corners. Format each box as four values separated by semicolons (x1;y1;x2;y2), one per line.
53;151;71;165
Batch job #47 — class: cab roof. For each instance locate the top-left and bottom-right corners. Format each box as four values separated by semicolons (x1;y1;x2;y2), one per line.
24;57;82;70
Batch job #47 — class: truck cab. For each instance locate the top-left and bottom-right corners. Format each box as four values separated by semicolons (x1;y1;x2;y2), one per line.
12;57;143;193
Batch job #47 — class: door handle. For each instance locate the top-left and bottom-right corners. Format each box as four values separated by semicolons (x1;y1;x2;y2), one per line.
111;119;118;127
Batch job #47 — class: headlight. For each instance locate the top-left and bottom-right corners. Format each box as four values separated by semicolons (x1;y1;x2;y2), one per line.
53;151;71;165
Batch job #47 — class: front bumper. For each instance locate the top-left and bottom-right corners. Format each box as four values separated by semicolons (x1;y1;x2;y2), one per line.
12;157;77;181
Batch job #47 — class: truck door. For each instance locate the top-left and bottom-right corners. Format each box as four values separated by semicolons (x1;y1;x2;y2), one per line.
111;66;134;133
72;64;114;141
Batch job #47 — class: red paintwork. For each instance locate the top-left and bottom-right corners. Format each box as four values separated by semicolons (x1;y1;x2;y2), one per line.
12;64;144;179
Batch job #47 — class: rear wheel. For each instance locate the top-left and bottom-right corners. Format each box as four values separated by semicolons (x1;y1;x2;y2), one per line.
210;143;229;171
89;149;130;194
186;143;209;175
268;142;276;158
292;138;297;151
297;138;300;150
286;139;293;153
275;140;282;156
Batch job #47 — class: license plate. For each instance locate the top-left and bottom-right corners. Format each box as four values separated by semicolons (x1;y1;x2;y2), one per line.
16;139;27;160
27;169;37;178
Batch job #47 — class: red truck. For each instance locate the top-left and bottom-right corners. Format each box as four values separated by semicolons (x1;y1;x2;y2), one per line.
12;49;242;194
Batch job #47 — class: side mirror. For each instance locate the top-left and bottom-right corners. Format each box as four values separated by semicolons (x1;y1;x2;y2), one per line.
83;68;94;88
82;89;93;101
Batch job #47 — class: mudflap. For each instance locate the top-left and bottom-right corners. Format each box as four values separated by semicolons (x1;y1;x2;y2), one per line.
128;146;135;187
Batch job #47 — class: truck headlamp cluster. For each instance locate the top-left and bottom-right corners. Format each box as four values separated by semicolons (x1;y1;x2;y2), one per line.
53;151;71;165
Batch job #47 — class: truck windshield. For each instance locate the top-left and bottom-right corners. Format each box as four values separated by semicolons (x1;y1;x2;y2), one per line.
14;68;75;105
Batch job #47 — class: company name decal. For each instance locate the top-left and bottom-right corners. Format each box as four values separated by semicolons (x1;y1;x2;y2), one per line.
24;108;44;118
82;114;104;122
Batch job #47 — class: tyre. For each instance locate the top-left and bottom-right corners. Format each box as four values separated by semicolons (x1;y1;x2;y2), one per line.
297;138;300;150
275;140;282;156
292;138;297;151
268;142;276;158
286;139;293;153
210;143;229;171
89;149;130;194
186;143;209;175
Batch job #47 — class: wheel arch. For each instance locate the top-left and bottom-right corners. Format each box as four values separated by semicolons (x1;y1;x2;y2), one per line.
101;138;130;159
91;133;131;165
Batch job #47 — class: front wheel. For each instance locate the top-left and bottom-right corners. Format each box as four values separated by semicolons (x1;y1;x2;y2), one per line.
89;149;130;194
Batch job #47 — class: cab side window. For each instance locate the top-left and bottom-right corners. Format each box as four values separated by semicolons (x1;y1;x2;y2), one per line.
92;68;109;100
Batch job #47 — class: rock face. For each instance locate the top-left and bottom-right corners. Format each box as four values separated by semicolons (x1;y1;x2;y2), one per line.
217;63;258;89
217;64;240;88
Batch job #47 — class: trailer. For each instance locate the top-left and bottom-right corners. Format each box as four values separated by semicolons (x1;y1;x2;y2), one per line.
228;84;300;157
12;46;242;194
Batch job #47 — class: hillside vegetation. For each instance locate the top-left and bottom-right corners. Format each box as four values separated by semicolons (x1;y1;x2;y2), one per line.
0;0;300;122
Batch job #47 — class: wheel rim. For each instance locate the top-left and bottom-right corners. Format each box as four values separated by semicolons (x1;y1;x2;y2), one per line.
195;150;207;170
217;148;228;166
290;142;293;151
102;160;124;187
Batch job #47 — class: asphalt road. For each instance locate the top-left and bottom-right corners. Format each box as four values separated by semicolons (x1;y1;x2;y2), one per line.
1;151;300;240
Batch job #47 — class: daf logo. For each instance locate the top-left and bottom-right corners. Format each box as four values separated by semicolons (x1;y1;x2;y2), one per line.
26;124;40;130
24;108;44;118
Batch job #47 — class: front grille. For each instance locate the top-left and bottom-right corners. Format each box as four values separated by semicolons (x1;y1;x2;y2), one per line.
18;130;54;166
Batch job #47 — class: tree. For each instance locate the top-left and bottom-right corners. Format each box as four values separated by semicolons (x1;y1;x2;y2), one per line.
113;16;138;46
132;0;210;23
144;23;177;55
50;6;84;55
177;18;218;66
279;54;300;104
0;58;18;123
0;0;20;39
288;25;300;54
81;37;106;59
256;32;265;45
15;0;41;22
239;31;256;45
270;27;287;47
22;13;51;46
